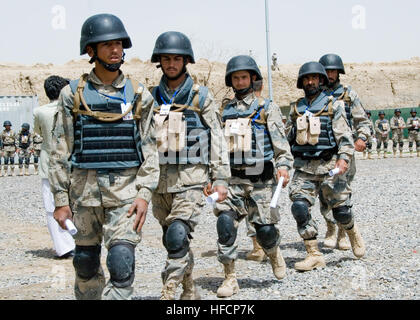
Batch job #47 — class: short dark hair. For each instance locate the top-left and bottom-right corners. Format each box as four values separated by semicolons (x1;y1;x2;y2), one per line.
44;76;70;101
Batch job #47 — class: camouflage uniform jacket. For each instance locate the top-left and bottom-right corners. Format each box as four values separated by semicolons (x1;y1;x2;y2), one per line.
49;70;160;208
223;92;294;171
323;82;371;142
1;130;17;152
288;92;355;175
15;131;33;150
154;77;230;194
375;119;390;135
390;116;406;132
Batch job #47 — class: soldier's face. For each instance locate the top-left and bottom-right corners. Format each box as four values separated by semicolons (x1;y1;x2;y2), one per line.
326;69;339;84
302;74;320;95
4;125;11;131
231;71;255;91
160;55;186;79
395;112;401;117
411;112;417;117
90;40;123;64
379;115;385;119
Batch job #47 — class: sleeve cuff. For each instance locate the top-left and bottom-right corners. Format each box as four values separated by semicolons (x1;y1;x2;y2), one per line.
136;188;152;204
212;180;228;188
54;192;70;207
338;153;351;163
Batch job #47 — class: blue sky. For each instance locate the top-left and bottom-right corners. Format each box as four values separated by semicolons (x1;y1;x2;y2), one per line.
1;0;419;65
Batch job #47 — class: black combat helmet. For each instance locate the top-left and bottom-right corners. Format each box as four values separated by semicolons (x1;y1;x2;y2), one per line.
80;14;132;55
225;55;263;87
3;120;12;127
366;110;371;115
21;123;30;130
394;108;401;114
151;31;195;63
319;54;346;74
410;108;417;113
378;111;385;116
297;62;328;89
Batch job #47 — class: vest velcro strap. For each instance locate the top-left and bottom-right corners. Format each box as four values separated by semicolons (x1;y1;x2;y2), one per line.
153;104;201;114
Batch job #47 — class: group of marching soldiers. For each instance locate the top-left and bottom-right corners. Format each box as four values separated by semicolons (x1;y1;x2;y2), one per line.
14;13;418;301
0;121;43;176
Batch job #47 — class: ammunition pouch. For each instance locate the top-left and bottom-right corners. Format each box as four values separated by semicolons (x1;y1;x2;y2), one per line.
224;118;252;153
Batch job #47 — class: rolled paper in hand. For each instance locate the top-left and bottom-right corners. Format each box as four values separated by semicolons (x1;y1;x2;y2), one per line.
206;192;219;205
329;168;340;177
270;177;284;209
65;219;78;236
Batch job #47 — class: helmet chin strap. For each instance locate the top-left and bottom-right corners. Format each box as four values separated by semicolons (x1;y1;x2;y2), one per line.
90;51;126;72
233;81;254;97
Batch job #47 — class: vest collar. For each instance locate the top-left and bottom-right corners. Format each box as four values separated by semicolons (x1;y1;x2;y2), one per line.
88;69;126;89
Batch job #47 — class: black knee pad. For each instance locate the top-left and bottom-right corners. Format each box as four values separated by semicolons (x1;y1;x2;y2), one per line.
106;242;135;288
332;206;353;225
217;211;238;246
255;224;279;250
9;157;14;165
409;142;413;148
384;142;388;149
291;199;310;227
34;156;39;164
24;158;30;165
73;245;101;280
165;220;190;259
367;142;372;149
393;141;397;148
399;141;404;148
4;157;9;165
18;158;24;165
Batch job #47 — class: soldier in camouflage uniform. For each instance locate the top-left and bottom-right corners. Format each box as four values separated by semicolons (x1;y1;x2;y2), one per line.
375;111;390;158
16;123;33;176
288;62;365;272
204;55;293;297
390;109;406;158
318;54;371;251
406;108;420;157
32;132;43;175
150;31;229;300
363;110;375;159
1;121;17;176
50;14;159;300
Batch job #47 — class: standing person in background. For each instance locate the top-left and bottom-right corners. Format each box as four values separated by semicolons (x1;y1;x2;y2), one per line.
16;123;33;176
1;121;17;176
364;110;375;159
375;111;390;158
32;132;43;175
390;109;406;158
33;75;75;259
406;108;419;157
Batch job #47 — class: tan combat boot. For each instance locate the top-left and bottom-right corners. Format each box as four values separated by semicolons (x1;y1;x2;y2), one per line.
10;166;16;176
345;224;366;259
294;239;326;272
399;150;403;158
323;221;337;248
160;280;179;300
410;151;414;158
1;166;6;177
246;236;266;262
384;151;388;158
393;150;397;158
180;272;201;300
24;167;30;176
368;153;373;160
337;225;351;250
217;261;239;298
34;164;39;175
266;246;286;280
418;151;420;157
362;151;366;159
18;168;24;176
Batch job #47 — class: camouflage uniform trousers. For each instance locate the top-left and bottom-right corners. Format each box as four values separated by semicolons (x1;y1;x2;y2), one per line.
320;157;356;224
18;148;31;168
152;188;205;287
33;149;41;165
392;130;405;151
376;133;389;153
408;130;420;151
289;170;353;240
366;136;374;154
2;150;16;166
214;177;281;265
71;201;142;300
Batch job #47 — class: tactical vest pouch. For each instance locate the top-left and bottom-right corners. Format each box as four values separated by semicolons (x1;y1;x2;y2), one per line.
225;118;252;152
154;114;169;153
296;115;308;145
21;136;29;144
168;112;186;152
382;123;389;131
308;116;321;146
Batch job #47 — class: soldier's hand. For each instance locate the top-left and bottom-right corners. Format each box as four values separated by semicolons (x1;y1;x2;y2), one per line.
354;138;367;152
213;185;228;202
53;206;73;230
276;169;290;188
203;182;212;197
128;198;148;233
335;159;349;175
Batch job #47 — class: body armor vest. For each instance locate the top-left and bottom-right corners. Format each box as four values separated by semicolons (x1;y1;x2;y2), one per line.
69;78;143;170
19;132;30;149
378;119;389;132
222;97;274;167
325;85;352;129
151;84;210;165
408;117;419;132
291;91;337;160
